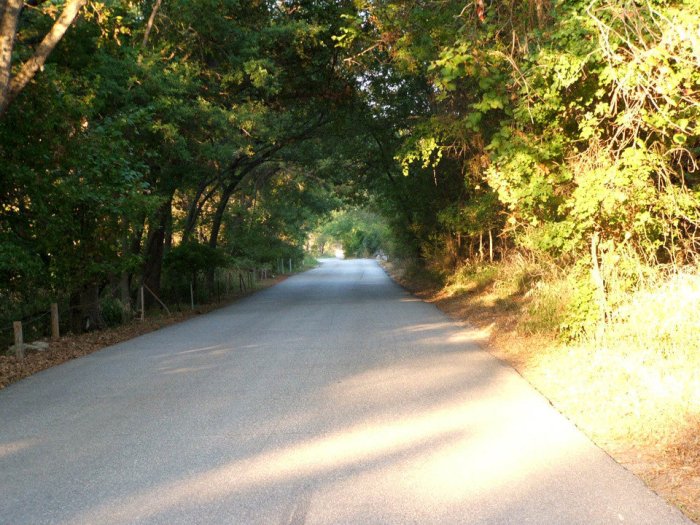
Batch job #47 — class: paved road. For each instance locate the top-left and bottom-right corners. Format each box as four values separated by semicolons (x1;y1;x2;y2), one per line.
0;259;692;524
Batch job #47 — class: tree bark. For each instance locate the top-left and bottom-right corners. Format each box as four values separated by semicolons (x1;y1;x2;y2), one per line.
119;236;132;311
0;0;23;112
205;184;236;293
182;176;221;242
208;185;235;250
164;201;173;252
69;282;104;333
535;0;545;28
141;197;172;304
0;0;86;114
590;231;607;340
142;0;162;47
120;271;131;311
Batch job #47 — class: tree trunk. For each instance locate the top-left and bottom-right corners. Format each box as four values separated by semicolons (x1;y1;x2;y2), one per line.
164;203;173;253
0;0;23;113
535;0;546;28
69;282;103;333
119;235;132;312
209;180;241;250
590;231;607;341
1;0;87;114
130;216;145;255
206;184;236;292
120;271;131;311
141;0;162;47
141;197;172;305
182;181;209;242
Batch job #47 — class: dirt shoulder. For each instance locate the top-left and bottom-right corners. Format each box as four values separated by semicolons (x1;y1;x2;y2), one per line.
382;261;700;524
0;276;288;390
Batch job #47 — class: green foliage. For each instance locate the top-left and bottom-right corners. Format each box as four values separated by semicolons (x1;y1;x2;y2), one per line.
2;0;699;341
100;296;127;328
349;0;699;337
559;262;601;340
164;243;230;280
520;278;573;336
315;209;391;258
301;254;319;269
218;169;339;267
445;263;498;296
1;0;358;330
0;237;45;294
604;269;700;359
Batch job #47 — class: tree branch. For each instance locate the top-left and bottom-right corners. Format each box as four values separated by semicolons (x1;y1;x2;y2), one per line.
3;0;86;112
142;0;162;47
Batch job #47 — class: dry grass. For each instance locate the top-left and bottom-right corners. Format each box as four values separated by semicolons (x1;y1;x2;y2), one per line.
384;258;700;523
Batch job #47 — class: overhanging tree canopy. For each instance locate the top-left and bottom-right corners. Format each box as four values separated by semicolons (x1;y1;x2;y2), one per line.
0;0;698;334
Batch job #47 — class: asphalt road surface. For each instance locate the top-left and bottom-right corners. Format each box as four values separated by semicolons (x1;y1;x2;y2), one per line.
0;259;693;524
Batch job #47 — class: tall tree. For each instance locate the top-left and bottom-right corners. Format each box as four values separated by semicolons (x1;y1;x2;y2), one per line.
0;0;87;114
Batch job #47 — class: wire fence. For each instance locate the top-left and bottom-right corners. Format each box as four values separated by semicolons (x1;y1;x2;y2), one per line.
0;298;76;352
1;262;289;354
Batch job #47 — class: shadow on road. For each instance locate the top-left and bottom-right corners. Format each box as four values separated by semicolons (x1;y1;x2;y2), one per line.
0;260;690;524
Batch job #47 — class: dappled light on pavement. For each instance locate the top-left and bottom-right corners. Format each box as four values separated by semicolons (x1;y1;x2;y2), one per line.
0;259;691;524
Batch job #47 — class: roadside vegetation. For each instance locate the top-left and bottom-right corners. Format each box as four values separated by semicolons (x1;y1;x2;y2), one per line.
309;208;393;259
1;1;354;345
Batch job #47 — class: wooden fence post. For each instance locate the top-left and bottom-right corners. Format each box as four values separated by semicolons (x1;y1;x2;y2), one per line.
190;281;195;310
50;303;60;341
289;258;292;273
143;284;171;315
13;321;24;359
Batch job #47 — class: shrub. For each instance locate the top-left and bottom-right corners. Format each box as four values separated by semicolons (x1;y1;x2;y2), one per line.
100;296;126;327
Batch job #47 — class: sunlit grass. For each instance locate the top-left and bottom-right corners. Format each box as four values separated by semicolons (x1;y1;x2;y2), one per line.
605;270;700;359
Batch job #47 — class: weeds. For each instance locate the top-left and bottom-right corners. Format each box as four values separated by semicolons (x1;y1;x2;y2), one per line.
603;269;700;359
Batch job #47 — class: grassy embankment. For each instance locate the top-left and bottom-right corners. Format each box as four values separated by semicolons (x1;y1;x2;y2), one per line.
386;257;700;523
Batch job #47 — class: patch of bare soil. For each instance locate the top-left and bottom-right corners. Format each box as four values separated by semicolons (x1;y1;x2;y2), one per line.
382;261;700;524
0;276;287;390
